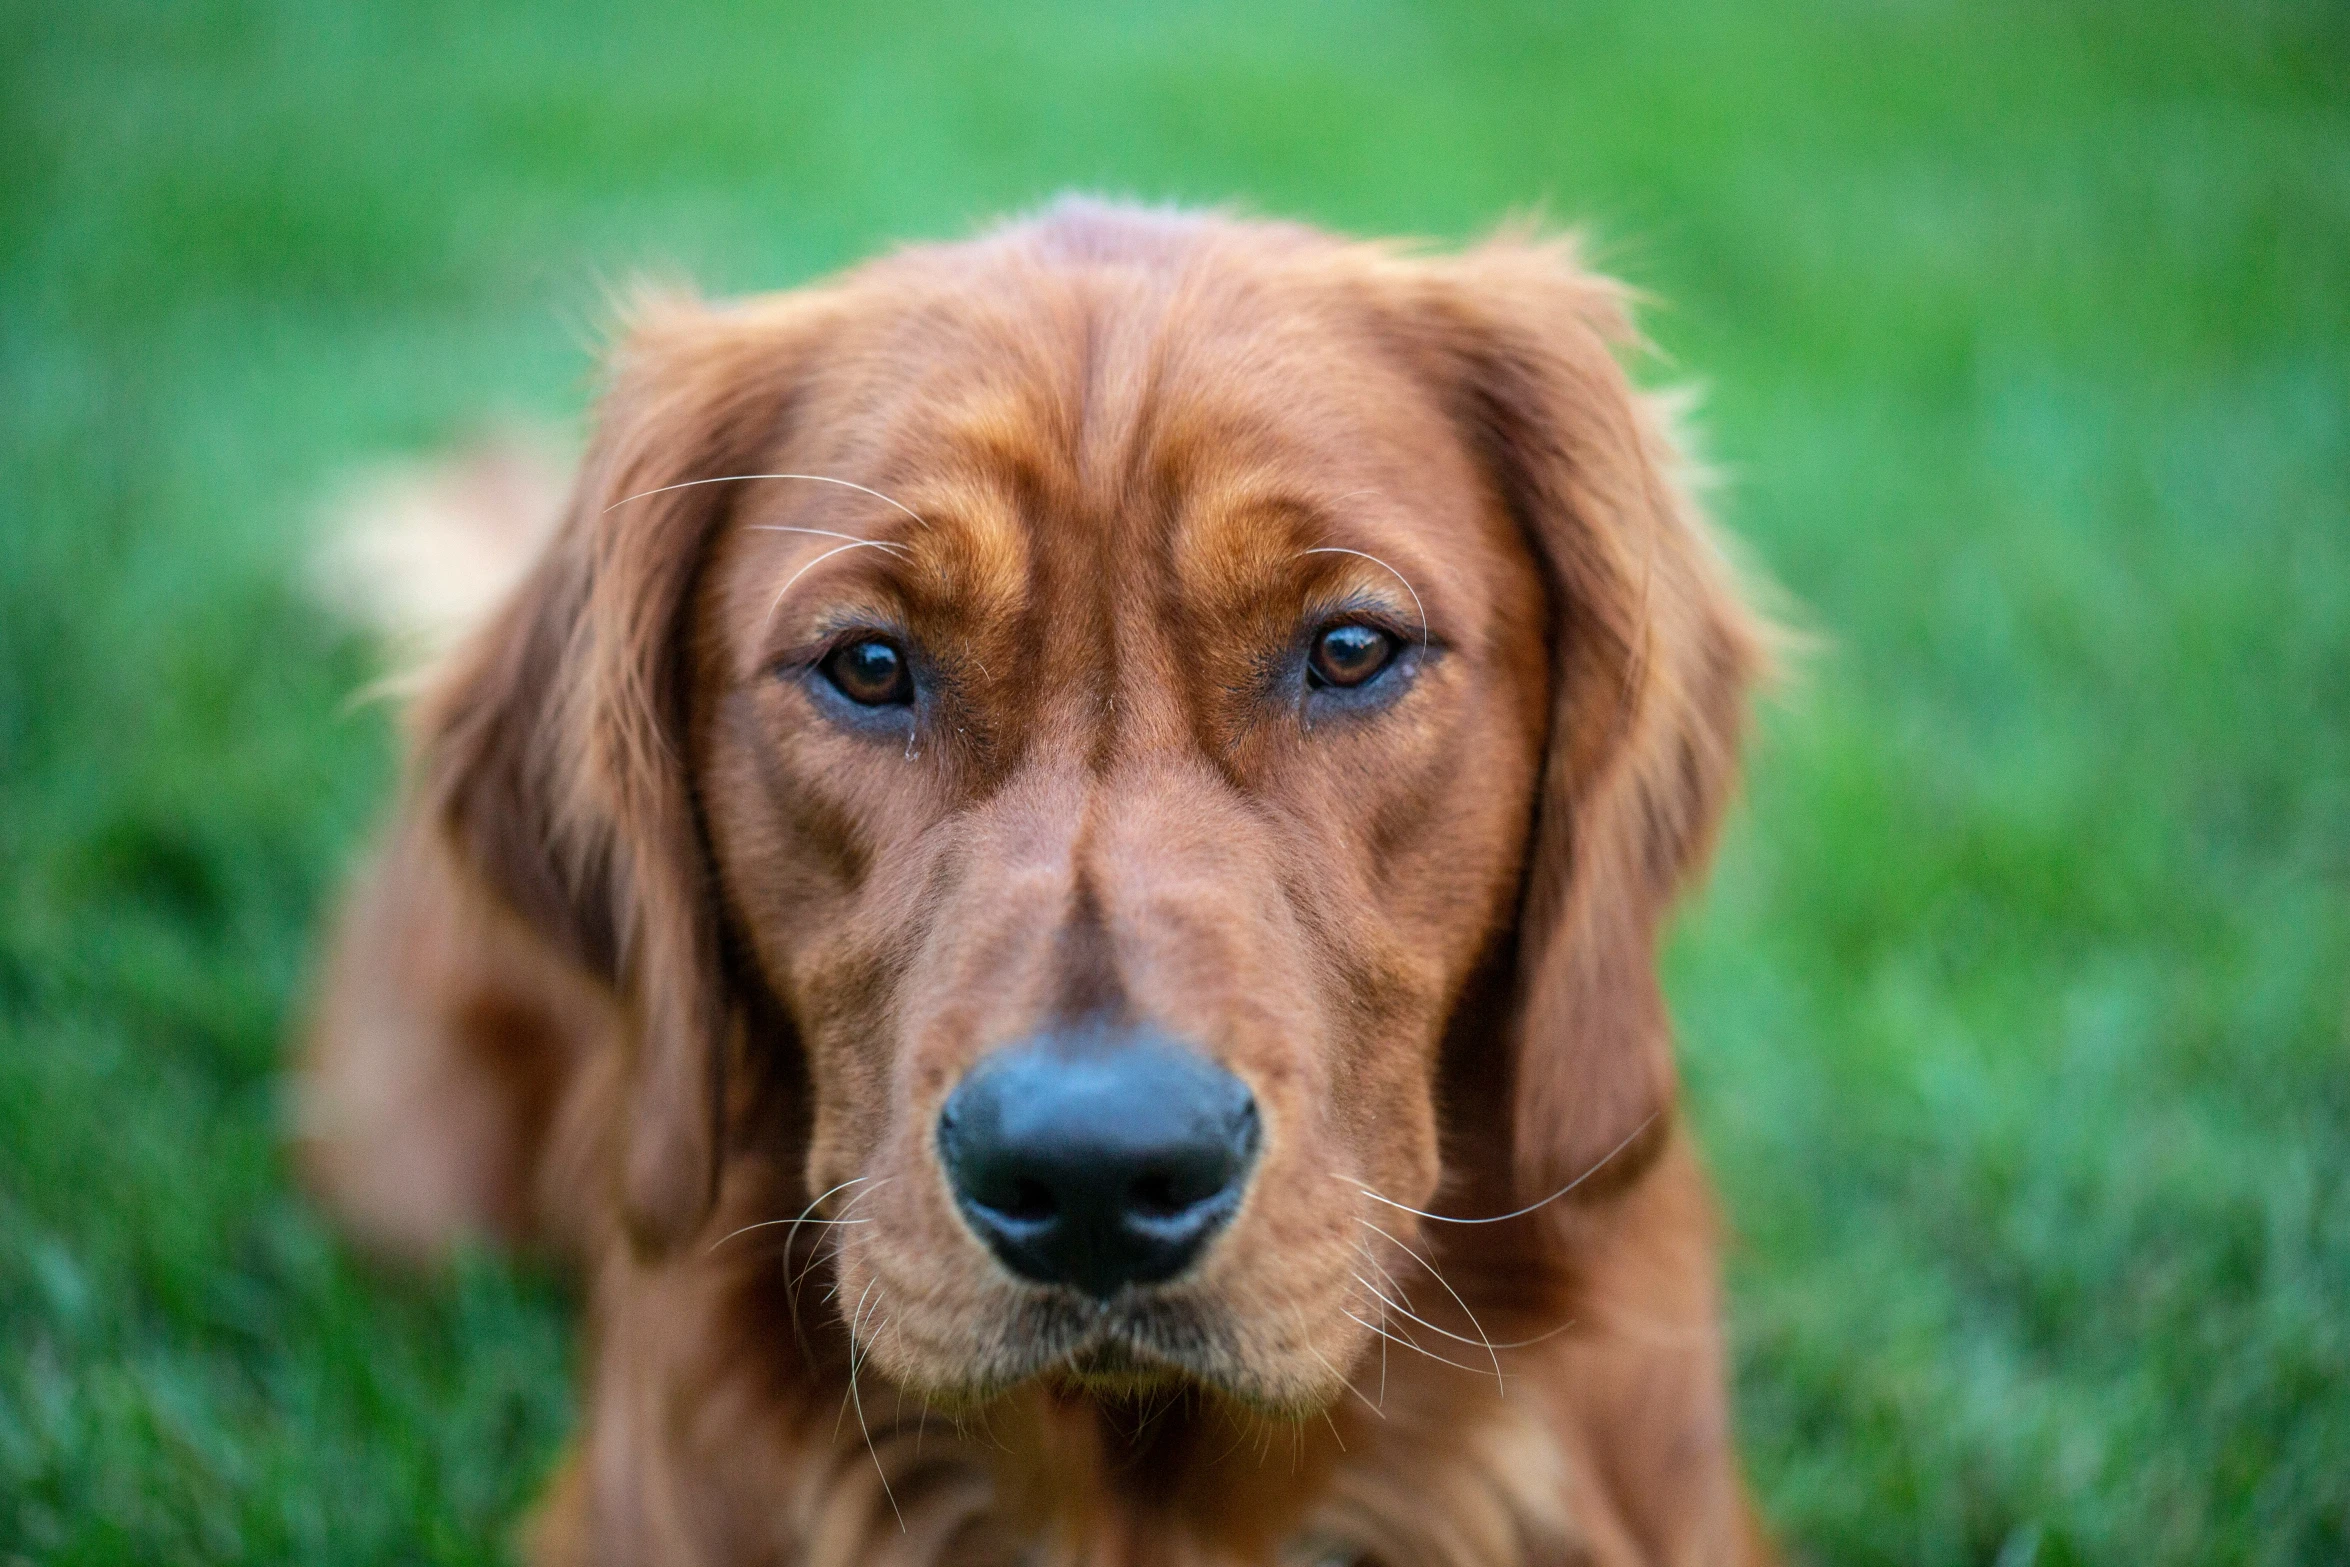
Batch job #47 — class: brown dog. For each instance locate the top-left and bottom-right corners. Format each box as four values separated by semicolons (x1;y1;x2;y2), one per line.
297;200;1776;1567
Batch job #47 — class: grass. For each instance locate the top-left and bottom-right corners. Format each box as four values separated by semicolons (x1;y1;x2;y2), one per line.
2;0;2344;1561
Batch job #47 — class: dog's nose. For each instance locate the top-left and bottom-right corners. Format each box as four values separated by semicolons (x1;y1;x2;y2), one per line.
936;1031;1260;1299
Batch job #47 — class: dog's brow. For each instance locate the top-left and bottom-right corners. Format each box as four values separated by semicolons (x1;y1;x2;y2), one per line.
761;540;908;633
747;525;912;552
604;473;932;530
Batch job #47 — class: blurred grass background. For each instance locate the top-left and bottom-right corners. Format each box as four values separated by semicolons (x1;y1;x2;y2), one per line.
2;0;2345;1561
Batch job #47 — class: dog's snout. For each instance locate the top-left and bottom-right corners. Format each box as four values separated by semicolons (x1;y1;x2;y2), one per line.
936;1031;1259;1299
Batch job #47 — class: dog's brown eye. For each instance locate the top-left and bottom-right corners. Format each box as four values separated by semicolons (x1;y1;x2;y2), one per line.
1309;623;1396;689
821;638;912;706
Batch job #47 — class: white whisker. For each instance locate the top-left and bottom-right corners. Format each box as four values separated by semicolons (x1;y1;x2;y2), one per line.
1357;1219;1504;1394
786;1178;890;1341
1305;1343;1383;1424
704;1216;869;1253
1349;1271;1501;1364
746;524;913;557
1339;1308;1491;1377
835;1279;904;1532
605;473;931;530
1488;1317;1581;1351
1349;1260;1574;1351
763;540;902;631
1354;1236;1414;1307
835;1278;880;1441
1344;1112;1660;1226
710;1174;877;1260
1298;546;1430;647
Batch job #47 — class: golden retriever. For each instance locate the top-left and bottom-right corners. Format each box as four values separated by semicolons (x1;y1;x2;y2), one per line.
297;199;1777;1567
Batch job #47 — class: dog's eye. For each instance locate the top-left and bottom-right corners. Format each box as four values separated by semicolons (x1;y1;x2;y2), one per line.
1308;623;1397;689
821;638;913;706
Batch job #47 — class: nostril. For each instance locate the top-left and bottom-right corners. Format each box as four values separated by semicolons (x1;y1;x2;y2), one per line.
999;1177;1057;1224
1127;1171;1184;1219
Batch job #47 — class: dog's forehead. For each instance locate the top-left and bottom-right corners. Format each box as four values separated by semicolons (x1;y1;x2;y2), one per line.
761;244;1494;624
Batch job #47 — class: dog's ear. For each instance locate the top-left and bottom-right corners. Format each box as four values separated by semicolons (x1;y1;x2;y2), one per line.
415;289;836;1254
1380;237;1766;1210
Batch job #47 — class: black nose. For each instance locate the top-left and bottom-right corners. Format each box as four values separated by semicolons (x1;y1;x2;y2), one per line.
936;1031;1260;1299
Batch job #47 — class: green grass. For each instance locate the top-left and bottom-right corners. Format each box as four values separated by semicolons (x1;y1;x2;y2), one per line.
3;1;2344;1561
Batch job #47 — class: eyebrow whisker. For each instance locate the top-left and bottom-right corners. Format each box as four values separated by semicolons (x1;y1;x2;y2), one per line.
604;473;932;530
1297;546;1430;648
747;524;912;557
762;540;905;632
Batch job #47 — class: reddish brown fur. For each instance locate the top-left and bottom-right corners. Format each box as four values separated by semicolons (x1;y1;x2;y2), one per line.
296;200;1777;1566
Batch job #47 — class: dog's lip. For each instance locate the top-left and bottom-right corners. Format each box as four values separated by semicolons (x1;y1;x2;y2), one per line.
864;1280;1337;1414
1054;1336;1182;1388
991;1288;1234;1390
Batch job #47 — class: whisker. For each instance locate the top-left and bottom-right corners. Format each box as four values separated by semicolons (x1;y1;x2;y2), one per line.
1339;1308;1492;1378
766;1177;869;1296
746;523;913;557
859;1324;905;1532
1349;1263;1571;1350
1347;1272;1434;1362
605;473;931;530
1382;1312;1431;1357
1356;1219;1504;1394
705;1217;868;1255
1349;1271;1504;1365
763;540;904;631
1344;1112;1660;1226
1298;546;1430;648
785;1229;838;1347
1128;1382;1178;1446
1305;1343;1383;1425
786;1179;891;1346
840;1286;904;1532
1353;1236;1415;1310
1206;1407;1254;1471
835;1279;881;1440
841;1278;883;1428
1485;1317;1581;1351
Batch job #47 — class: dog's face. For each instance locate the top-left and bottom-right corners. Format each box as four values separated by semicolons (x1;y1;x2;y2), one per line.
690;246;1550;1406
427;207;1756;1416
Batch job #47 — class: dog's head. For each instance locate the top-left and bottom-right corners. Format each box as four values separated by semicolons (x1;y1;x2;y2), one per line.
423;204;1758;1413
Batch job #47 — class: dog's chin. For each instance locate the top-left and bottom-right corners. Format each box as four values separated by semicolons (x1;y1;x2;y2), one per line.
1044;1338;1196;1401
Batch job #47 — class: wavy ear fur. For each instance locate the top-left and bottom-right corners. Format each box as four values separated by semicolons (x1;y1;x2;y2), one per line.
1384;237;1766;1209
416;289;834;1254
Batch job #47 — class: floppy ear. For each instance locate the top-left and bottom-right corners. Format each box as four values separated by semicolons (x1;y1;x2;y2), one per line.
415;289;835;1254
1385;237;1766;1209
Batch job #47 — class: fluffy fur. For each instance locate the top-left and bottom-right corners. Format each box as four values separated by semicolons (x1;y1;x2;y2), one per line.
296;200;1778;1567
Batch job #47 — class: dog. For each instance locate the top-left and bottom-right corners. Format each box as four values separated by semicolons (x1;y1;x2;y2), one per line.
296;199;1777;1567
